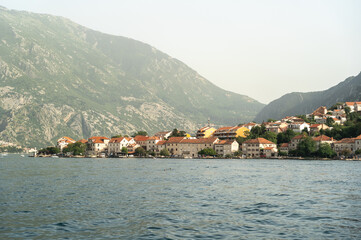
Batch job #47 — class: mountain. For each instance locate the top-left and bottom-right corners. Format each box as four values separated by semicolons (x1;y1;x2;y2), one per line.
254;72;361;122
0;6;264;147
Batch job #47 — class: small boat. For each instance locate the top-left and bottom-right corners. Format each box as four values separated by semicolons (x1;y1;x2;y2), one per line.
21;155;25;157
51;155;59;158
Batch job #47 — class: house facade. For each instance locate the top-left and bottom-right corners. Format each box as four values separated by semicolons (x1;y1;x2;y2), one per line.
153;131;172;140
213;126;249;139
87;136;110;156
214;140;239;157
178;137;219;158
287;122;310;133
133;135;150;150
279;143;289;155
242;138;277;158
196;126;216;138
165;137;186;156
312;135;334;149
57;136;76;151
333;138;356;155
108;137;135;156
145;136;160;152
289;135;305;151
309;124;329;134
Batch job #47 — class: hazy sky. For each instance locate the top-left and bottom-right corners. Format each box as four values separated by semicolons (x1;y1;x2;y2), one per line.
1;0;360;103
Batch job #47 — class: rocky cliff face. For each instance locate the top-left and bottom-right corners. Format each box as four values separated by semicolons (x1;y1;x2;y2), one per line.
0;6;264;147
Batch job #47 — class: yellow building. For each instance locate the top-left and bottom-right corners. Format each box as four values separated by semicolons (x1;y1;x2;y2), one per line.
196;126;216;138
213;126;249;139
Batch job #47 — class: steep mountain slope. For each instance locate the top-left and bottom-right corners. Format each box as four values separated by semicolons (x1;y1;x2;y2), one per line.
254;72;361;122
0;6;264;147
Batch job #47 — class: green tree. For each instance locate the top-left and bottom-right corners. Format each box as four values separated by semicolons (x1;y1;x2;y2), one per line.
344;106;351;115
135;147;146;156
302;127;310;135
326;117;335;127
355;149;361;155
347;112;361;122
111;134;122;138
121;147;128;155
236;136;247;145
159;148;170;157
329;102;343;110
247;125;266;139
170;128;186;137
132;131;148;137
233;150;242;157
63;142;86;155
340;149;351;158
297;115;311;123
277;129;296;144
263;131;277;143
316;143;336;158
39;147;60;155
297;136;316;157
278;151;288;156
198;148;217;156
267;119;276;122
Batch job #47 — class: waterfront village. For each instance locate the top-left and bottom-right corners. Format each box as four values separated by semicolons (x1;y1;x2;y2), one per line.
13;101;361;159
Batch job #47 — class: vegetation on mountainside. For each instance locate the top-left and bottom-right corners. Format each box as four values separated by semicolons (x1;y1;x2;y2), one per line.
320;112;361;140
254;72;361;122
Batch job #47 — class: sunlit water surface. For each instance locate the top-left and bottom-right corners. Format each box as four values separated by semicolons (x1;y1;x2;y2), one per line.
1;155;361;239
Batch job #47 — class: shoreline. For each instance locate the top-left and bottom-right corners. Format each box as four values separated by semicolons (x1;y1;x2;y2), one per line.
32;155;361;161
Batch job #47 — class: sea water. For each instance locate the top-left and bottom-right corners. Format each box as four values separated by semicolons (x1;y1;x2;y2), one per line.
1;155;360;239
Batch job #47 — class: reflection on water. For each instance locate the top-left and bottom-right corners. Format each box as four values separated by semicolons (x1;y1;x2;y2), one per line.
1;155;361;239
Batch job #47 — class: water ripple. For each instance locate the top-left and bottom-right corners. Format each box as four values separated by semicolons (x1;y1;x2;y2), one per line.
1;156;361;239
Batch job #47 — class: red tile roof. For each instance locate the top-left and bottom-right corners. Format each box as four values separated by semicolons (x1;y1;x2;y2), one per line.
88;136;109;144
156;140;166;145
58;136;76;144
133;135;149;142
215;126;233;132
214;140;235;145
147;136;160;141
310;124;321;128
312;135;333;142
179;137;219;144
292;135;305;140
109;137;133;143
166;137;185;143
77;139;88;144
335;138;355;144
355;135;361;140
264;147;275;150
280;143;289;148
244;138;275;145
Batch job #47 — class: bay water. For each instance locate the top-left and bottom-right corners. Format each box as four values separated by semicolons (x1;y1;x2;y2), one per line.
1;155;361;239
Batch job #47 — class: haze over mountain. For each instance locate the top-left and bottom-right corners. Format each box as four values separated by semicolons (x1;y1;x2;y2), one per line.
254;72;361;122
0;6;264;147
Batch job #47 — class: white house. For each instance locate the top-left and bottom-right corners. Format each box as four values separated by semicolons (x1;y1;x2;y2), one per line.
242;138;277;158
108;137;135;156
87;136;110;156
287;122;310;133
214;140;239;157
57;136;76;151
